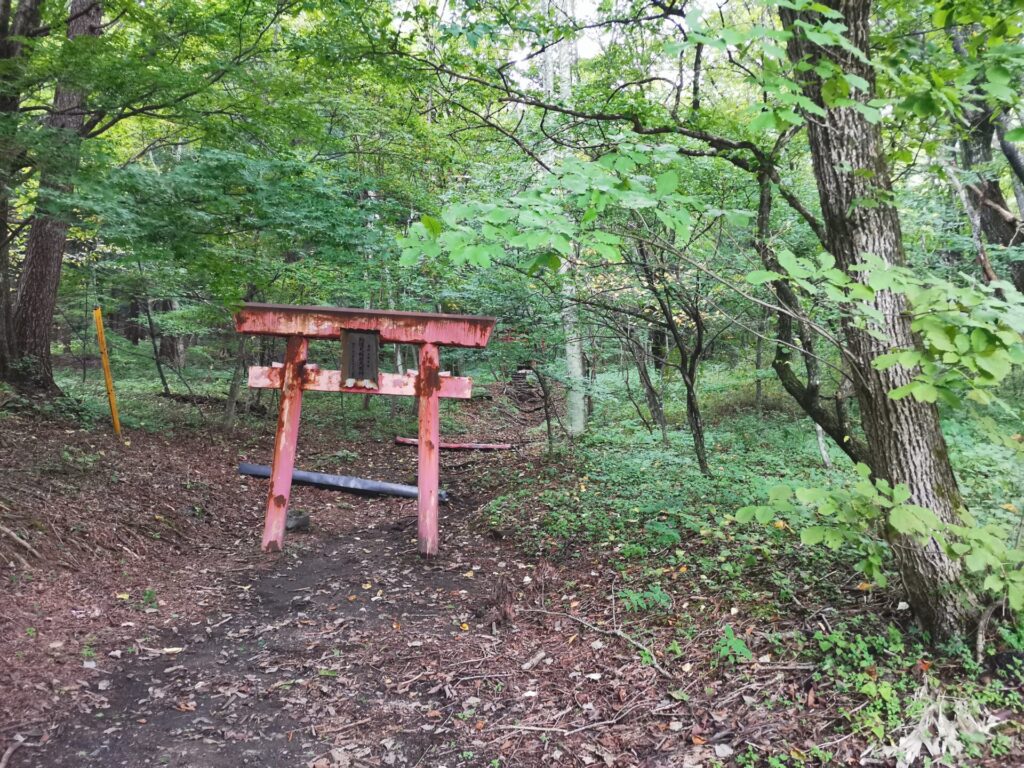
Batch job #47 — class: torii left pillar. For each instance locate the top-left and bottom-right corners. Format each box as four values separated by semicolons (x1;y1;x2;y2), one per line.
262;336;308;552
235;303;496;556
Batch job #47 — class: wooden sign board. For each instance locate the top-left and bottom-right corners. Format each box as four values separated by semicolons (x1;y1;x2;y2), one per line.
341;330;379;384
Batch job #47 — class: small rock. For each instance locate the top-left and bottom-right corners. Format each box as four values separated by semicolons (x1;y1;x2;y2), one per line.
286;512;311;532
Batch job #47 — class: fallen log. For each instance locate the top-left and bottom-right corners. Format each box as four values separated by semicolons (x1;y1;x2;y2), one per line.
394;437;512;451
238;463;449;503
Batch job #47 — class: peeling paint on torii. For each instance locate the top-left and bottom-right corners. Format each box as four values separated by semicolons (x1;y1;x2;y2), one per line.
235;303;496;556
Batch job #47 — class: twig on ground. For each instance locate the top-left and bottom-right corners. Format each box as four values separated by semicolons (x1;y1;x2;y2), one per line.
0;519;43;560
313;716;371;737
0;738;29;768
523;608;675;680
490;700;654;736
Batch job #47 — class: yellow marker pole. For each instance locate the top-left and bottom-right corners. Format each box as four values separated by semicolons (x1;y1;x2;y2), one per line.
93;306;122;437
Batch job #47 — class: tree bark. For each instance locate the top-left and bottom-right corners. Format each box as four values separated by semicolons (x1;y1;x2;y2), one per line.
9;0;102;392
0;0;46;378
781;0;977;641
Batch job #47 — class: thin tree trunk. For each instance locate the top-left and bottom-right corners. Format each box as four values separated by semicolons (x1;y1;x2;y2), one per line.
782;0;978;641
622;323;668;444
622;363;652;434
0;197;11;377
224;336;248;427
140;296;171;397
682;371;709;474
532;366;556;452
756;171;868;465
754;310;766;413
815;424;832;468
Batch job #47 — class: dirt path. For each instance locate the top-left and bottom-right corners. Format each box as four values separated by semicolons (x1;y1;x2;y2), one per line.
3;393;850;767
17;507;498;767
8;398;670;768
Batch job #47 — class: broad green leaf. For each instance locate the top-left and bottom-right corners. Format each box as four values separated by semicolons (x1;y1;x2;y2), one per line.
654;170;679;197
754;506;776;525
746;269;781;285
801;526;826;545
420;214;442;238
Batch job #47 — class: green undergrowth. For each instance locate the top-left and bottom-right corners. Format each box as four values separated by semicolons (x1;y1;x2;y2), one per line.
485;364;1024;762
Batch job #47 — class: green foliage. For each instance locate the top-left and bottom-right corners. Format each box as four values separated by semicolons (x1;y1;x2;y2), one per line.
712;624;754;666
400;144;750;271
863;261;1024;410
738;458;1024;610
618;583;673;613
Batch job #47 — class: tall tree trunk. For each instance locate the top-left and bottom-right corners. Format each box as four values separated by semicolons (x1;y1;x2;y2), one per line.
542;0;586;438
0;197;12;376
682;370;709;475
9;0;102;393
0;0;46;378
781;1;977;641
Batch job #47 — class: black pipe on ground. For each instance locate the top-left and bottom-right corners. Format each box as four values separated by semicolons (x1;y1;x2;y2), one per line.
237;462;449;503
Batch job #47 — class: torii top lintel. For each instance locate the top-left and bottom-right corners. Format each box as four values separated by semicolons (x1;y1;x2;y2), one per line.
235;303;496;348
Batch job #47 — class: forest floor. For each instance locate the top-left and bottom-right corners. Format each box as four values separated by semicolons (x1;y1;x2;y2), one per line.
0;382;1020;767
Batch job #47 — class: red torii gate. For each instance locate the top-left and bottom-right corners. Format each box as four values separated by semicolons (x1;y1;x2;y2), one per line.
235;303;496;555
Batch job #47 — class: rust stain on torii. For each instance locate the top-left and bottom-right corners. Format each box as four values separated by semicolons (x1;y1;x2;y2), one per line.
234;303;495;557
236;303;495;347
